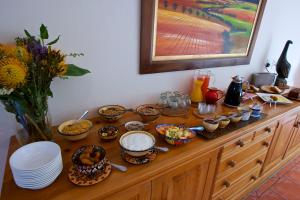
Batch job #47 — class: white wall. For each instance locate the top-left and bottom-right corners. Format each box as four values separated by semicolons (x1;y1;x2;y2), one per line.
0;0;300;191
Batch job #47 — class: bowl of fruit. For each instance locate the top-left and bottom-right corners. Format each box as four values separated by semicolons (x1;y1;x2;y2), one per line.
156;124;196;145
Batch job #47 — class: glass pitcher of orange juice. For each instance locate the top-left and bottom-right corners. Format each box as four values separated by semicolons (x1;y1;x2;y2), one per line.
191;70;214;103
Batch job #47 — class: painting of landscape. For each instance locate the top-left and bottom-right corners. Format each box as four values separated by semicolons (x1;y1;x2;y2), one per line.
153;0;262;61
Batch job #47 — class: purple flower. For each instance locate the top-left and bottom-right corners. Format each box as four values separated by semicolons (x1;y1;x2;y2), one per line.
26;40;48;60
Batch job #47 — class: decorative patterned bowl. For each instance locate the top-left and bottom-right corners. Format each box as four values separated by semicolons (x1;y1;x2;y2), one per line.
98;105;126;123
136;104;160;123
98;125;119;141
156;124;196;146
72;145;107;175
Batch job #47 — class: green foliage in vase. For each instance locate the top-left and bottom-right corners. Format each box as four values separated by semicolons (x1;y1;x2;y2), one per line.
0;24;90;141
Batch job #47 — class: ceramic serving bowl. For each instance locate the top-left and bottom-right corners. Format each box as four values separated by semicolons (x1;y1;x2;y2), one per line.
98;125;119;141
136;104;160;123
119;131;155;157
57;119;93;141
72;145;107;175
202;119;219;132
98;105;126;123
156;124;196;145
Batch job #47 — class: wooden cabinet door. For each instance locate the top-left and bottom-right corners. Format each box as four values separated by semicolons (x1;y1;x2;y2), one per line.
263;114;297;173
151;149;219;200
285;115;300;156
102;182;151;200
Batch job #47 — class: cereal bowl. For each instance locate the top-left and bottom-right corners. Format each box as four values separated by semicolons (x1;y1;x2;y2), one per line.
98;105;126;123
57;119;93;141
119;131;155;157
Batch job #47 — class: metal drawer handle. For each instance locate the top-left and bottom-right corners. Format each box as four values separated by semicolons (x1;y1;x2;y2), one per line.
228;160;236;168
236;140;245;147
265;127;272;133
263;141;270;147
251;175;257;181
256;159;263;165
223;180;231;188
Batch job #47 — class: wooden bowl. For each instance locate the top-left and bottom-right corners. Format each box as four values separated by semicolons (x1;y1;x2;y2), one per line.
57;119;93;141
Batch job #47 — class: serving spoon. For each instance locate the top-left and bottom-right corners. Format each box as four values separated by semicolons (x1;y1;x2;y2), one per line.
110;162;128;172
78;110;89;121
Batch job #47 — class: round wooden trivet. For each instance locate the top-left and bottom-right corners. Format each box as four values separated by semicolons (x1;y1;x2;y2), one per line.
121;149;157;165
68;163;111;186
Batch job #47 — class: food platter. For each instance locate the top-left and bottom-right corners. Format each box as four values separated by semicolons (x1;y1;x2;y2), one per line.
256;93;293;104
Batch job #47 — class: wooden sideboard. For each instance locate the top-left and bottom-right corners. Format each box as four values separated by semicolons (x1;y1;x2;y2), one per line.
1;99;300;200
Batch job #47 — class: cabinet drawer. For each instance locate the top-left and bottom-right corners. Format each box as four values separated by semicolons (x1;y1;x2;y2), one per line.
214;153;266;195
222;132;255;159
213;167;260;200
218;135;272;177
253;122;278;141
222;122;277;160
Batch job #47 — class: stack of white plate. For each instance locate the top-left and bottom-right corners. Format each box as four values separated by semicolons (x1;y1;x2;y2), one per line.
9;141;63;190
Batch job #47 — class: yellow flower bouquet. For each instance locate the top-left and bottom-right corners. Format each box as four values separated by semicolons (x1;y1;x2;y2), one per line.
0;24;90;143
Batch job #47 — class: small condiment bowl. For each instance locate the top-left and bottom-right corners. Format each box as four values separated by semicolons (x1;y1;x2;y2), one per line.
219;118;230;128
124;121;145;131
136;104;160;123
203;119;219;132
98;125;119;141
119;131;155;157
98;105;126;123
230;113;243;123
57;119;93;141
72;145;107;175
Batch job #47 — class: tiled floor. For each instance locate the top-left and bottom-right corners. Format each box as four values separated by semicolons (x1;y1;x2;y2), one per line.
245;155;300;200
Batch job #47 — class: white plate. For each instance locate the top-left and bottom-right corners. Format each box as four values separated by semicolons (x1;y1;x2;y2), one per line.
14;166;62;185
15;169;61;190
13;164;62;180
10;141;61;171
11;155;62;175
256;93;293;104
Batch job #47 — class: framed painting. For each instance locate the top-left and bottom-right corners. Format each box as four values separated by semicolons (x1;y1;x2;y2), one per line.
140;0;267;74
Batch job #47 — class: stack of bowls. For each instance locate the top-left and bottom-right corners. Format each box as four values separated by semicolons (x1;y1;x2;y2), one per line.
9;141;63;190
